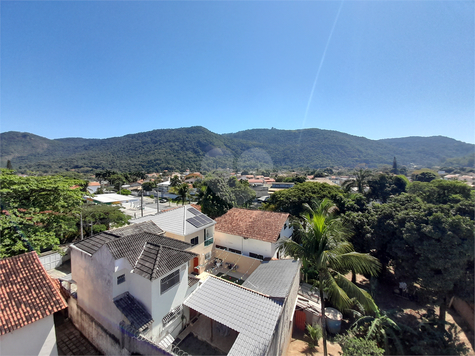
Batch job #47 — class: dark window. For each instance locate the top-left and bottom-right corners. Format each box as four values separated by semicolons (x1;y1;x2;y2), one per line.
249;252;264;260
229;248;241;255
117;274;126;285
216;245;227;250
161;270;180;294
190;237;199;245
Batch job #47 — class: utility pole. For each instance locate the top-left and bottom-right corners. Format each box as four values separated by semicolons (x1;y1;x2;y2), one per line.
141;189;144;217
80;211;84;240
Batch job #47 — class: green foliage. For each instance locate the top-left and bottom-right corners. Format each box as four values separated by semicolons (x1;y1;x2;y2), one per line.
142;181;158;191
264;182;343;216
306;324;323;349
412;171;438;182
200;177;235;218
336;335;384;356
119;189;131;195
407;179;471;205
81;204;130;236
6;160;13;170
0;169;84;257
366;173;407;203
170;175;182;187
3;128;474;173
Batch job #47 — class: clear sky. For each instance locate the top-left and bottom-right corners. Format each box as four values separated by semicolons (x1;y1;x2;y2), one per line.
1;1;474;143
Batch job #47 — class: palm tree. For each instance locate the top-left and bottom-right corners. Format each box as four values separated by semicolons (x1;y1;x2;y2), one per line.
342;169;372;193
278;199;381;356
175;183;190;205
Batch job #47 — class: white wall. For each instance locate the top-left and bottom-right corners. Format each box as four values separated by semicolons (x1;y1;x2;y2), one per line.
150;264;189;341
71;246;124;339
215;231;276;259
0;314;58;356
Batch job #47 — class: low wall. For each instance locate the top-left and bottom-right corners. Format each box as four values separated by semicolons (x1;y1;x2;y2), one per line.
68;297;171;355
214;249;261;275
452;297;474;331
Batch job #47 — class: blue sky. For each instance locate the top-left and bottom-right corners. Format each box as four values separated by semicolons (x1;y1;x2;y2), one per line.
1;1;474;143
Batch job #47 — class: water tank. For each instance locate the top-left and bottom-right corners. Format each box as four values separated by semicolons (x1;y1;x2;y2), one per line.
325;307;343;334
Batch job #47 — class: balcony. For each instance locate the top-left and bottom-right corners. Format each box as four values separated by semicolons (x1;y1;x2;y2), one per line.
204;237;213;247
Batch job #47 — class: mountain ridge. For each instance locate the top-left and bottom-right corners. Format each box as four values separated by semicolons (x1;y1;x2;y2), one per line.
1;126;473;172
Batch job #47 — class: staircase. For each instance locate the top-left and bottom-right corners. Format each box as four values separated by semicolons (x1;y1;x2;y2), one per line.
158;332;175;350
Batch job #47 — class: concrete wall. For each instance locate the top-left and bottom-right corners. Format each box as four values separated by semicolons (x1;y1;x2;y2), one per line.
266;264;300;356
150;264;190;341
0;315;58;356
166;226;214;274
214;218;292;260
71;246;125;340
214;249;262;275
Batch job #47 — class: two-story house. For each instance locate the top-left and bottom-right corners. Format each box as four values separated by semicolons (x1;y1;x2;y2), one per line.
132;205;216;274
70;221;200;349
214;208;292;260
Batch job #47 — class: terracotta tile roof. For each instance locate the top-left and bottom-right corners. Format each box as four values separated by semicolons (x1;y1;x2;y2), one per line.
88;181;101;186
190;204;201;212
214;208;289;243
0;252;67;335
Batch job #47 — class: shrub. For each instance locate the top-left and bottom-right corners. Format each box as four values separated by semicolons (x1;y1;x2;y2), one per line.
306;324;323;349
336;335;384;356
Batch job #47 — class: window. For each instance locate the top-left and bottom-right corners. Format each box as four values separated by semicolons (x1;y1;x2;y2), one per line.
205;252;211;260
229;248;241;254
249;252;264;260
216;245;227;250
117;274;126;285
161;270;180;294
190;237;199;245
204;236;213;246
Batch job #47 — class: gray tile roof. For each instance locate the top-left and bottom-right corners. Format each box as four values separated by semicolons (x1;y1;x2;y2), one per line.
73;222;196;281
113;292;153;332
131;205;215;236
184;276;282;356
133;242;197;280
242;259;301;299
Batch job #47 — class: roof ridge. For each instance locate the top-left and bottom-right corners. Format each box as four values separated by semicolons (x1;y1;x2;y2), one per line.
151;245;163;280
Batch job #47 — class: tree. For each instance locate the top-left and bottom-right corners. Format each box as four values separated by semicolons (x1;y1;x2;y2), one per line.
142;181;158;192
6;160;12;170
0;169;84;257
81;204;130;236
264;182;343;216
342;169;372;194
278;199;381;356
366;174;407;203
200;177;235;218
391;157;399;175
230;181;256;207
170;175;181;187
412;171;438;182
337;335;384;356
174;183;190;205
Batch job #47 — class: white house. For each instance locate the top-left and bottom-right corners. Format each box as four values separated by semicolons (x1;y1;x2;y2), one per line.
132;205;216;274
183;259;301;356
70;221;200;347
0;251;67;356
214;208;292;260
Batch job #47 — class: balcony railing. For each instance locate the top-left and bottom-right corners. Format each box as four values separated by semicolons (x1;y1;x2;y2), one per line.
204;237;213;247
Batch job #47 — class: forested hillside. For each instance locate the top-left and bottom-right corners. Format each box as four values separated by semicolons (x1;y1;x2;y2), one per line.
1;127;473;173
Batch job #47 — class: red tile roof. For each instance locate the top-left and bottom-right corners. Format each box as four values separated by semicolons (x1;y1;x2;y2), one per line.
190;204;202;212
214;208;289;243
88;181;101;186
0;252;67;335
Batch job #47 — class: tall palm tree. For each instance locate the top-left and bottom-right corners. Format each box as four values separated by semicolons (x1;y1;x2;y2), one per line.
278;199;381;356
342;169;372;193
175;183;190;205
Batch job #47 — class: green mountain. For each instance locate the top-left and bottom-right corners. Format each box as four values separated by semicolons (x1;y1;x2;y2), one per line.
1;127;473;173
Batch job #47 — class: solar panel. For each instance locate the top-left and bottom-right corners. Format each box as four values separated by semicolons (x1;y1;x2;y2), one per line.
186;211;214;228
187;207;200;216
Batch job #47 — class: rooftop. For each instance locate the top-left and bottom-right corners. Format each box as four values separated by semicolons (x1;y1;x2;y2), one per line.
73;222;196;280
184;276;282;356
242;259;300;299
214;208;289;243
131;204;215;236
113;292;154;332
0;251;67;335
